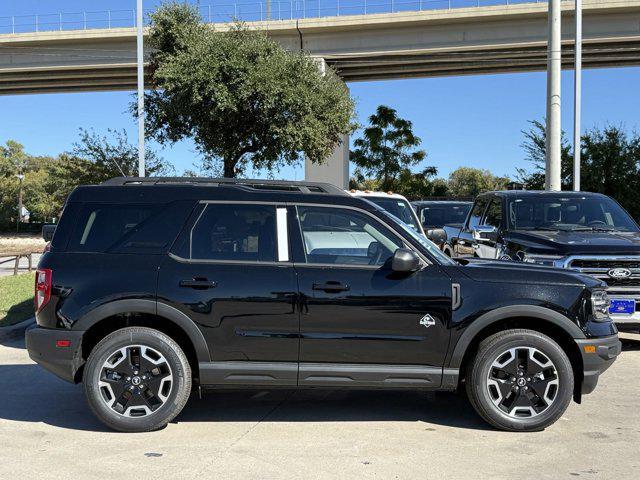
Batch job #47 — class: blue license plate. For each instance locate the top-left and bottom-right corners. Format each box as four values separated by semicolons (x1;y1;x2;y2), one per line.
609;299;636;315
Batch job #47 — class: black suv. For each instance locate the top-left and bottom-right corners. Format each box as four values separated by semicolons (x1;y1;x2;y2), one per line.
26;178;620;433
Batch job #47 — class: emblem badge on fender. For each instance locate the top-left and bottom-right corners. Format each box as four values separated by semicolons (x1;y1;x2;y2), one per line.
419;314;436;328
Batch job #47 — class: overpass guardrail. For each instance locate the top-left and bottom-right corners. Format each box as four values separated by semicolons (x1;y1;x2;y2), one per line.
0;0;551;34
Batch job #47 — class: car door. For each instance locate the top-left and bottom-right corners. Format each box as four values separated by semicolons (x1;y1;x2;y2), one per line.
156;201;299;386
291;204;452;388
475;197;503;259
456;197;490;257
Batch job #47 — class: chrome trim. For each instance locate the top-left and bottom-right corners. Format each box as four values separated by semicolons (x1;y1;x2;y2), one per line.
276;207;289;262
560;255;640;270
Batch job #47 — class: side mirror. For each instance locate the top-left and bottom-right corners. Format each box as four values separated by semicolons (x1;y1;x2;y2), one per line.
391;248;420;273
472;225;497;240
426;228;447;246
42;224;56;242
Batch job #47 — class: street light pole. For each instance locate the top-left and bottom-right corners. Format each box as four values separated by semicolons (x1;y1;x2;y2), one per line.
546;0;562;191
136;0;145;177
573;0;582;191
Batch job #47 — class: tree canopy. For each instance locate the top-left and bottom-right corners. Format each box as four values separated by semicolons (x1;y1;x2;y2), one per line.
517;120;640;220
350;105;428;192
0;132;171;231
447;167;510;198
142;3;355;177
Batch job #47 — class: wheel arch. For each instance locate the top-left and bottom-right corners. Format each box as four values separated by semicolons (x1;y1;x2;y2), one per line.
74;299;210;383
447;306;586;401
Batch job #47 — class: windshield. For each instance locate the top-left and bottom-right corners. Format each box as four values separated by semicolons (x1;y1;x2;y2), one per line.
377;209;457;265
508;194;639;232
417;203;472;228
365;197;422;233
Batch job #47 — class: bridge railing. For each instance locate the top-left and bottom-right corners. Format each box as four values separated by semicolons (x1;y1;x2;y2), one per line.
0;0;548;35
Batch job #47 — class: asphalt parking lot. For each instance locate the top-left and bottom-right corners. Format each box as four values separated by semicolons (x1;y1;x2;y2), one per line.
0;331;638;480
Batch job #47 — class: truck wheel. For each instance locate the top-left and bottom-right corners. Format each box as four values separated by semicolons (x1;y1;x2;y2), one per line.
466;329;573;432
83;327;192;432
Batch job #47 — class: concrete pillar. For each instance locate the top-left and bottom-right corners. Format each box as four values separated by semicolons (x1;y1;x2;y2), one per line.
305;134;350;189
305;56;349;189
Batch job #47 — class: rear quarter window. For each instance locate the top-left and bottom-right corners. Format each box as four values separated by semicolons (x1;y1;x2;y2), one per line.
67;201;193;254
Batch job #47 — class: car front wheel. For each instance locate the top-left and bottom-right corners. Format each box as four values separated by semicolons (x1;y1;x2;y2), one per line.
466;328;574;432
83;327;192;432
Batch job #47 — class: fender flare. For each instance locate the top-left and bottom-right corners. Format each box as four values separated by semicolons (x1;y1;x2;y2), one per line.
74;299;211;362
447;305;585;369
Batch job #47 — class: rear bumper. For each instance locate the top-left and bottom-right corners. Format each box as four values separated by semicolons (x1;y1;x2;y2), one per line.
25;327;85;383
575;334;621;396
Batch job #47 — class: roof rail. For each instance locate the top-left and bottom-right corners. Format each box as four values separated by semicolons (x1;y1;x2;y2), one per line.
101;177;347;195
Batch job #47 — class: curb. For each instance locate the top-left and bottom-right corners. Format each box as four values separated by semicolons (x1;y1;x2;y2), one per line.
0;316;35;341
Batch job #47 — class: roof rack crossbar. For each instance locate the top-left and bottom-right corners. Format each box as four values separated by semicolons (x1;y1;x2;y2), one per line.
101;177;347;195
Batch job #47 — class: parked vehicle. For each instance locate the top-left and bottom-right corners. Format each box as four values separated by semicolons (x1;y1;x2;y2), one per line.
27;178;620;433
348;190;424;235
443;190;640;330
412;200;472;248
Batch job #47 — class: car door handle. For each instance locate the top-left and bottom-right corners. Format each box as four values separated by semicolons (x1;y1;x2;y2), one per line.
312;282;350;292
179;279;217;289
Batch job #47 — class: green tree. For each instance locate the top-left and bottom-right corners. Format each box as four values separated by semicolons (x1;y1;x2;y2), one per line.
447;167;510;197
517;121;640;221
142;3;354;178
350;105;428;192
72;128;171;178
516;120;573;189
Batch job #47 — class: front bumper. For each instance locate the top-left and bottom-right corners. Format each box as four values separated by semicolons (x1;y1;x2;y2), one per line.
26;327;85;383
575;334;621;396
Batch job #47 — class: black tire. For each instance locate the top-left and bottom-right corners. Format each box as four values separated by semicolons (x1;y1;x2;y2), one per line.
83;327;192;432
466;329;574;432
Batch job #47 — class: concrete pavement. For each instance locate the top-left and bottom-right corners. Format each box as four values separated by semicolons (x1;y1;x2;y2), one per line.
0;334;638;480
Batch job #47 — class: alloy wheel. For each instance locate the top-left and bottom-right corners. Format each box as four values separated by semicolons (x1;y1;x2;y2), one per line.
486;346;559;418
98;345;173;418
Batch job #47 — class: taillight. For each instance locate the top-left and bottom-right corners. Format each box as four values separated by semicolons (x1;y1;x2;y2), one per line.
34;268;52;313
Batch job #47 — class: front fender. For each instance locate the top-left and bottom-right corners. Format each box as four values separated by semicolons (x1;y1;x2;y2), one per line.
446;304;586;370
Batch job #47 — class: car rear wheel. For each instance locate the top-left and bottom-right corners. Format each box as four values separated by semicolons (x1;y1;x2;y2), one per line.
83;327;191;432
466;329;574;432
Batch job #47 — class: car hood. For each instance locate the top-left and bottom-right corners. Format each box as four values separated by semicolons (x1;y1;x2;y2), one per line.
457;257;603;288
505;229;640;255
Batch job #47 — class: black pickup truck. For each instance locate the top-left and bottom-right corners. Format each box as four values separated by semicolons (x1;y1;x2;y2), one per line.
443;190;640;330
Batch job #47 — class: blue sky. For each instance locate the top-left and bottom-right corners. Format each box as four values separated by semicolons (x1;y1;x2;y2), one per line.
1;1;639;181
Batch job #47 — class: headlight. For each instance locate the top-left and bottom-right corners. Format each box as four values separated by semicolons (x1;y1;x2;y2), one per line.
522;253;564;267
590;289;610;321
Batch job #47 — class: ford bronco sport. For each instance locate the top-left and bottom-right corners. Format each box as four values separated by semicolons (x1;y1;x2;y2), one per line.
26;178;620;432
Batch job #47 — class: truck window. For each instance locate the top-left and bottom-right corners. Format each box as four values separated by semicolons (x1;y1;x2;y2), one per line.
483;199;502;229
467;198;490;229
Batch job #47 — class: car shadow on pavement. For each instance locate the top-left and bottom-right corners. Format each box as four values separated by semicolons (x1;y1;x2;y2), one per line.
3;336;637;433
0;362;490;432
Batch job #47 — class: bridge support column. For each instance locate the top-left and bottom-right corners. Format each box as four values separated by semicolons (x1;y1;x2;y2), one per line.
305;134;349;189
305;57;349;189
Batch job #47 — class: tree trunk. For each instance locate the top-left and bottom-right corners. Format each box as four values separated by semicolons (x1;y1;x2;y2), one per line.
223;159;236;178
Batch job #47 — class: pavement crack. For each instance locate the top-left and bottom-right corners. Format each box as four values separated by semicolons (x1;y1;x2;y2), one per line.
225;391;294;452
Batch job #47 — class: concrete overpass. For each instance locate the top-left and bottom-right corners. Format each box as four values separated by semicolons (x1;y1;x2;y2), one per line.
1;0;639;187
1;0;640;94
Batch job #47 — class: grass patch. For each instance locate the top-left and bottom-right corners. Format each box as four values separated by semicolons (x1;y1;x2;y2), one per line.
0;273;35;327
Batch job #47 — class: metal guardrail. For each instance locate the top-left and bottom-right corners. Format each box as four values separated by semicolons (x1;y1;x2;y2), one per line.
0;0;549;34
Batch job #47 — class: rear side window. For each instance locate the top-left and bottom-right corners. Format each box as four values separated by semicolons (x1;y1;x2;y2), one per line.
68;202;191;254
190;204;276;262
